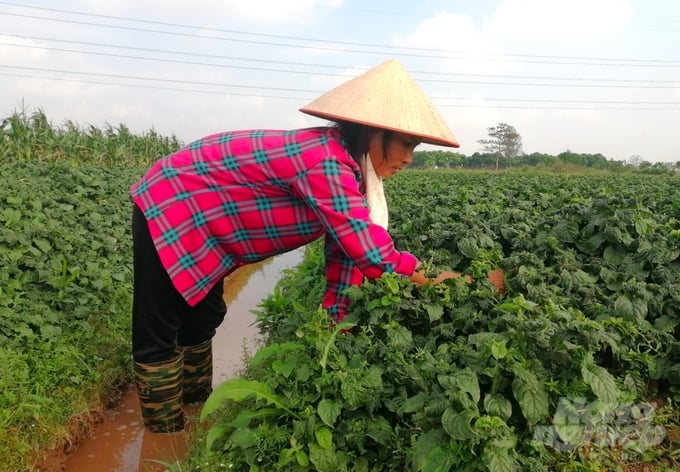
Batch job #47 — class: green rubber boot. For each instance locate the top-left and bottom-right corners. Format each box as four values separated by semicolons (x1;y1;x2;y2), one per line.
134;352;185;433
181;339;213;404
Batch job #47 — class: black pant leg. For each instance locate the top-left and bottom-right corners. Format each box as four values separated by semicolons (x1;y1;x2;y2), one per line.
177;276;227;347
131;204;228;362
132;204;188;363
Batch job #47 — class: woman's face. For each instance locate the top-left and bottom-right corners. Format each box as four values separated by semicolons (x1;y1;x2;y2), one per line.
368;131;420;178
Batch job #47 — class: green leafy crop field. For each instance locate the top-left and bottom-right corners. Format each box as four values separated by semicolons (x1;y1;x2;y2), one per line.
0;109;180;470
185;171;680;472
0;161;143;470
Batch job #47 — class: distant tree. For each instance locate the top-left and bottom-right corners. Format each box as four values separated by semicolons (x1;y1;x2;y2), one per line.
477;122;523;169
628;154;642;168
434;151;464;168
558;150;608;169
519;152;557;167
607;160;627;172
467;152;498;169
413;150;465;169
411;151;435;169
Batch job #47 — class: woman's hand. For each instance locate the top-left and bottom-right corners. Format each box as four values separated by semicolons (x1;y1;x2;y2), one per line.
410;270;429;285
433;270;472;284
412;268;505;293
487;268;506;293
411;270;471;285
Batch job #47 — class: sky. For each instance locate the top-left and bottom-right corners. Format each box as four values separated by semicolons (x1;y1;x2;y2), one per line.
0;0;679;163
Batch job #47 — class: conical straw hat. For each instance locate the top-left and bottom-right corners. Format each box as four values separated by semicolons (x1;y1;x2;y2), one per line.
300;59;459;148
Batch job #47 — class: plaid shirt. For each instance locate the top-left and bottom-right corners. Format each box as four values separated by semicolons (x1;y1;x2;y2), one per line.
130;127;418;318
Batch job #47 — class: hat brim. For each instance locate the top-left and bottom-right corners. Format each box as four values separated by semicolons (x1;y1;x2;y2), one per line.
300;108;460;148
299;59;460;149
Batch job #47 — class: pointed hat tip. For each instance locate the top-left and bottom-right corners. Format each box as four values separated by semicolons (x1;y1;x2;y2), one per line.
300;59;459;148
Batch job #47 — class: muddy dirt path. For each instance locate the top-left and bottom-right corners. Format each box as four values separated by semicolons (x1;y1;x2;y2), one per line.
64;249;304;472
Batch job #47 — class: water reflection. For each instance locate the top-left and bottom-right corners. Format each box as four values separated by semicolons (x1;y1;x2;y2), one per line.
65;248;304;471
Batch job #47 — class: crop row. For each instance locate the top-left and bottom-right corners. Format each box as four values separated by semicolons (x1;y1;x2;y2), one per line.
187;171;680;471
0;160;142;469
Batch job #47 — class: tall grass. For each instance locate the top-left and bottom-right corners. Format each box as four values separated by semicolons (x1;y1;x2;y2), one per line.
0;106;182;166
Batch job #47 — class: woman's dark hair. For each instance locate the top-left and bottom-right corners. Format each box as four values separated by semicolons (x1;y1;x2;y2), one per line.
332;121;393;164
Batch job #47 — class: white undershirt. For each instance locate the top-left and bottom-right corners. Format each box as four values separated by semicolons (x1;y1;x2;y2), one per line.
362;154;389;230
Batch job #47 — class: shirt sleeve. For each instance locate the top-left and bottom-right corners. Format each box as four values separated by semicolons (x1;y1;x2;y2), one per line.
322;233;365;320
292;152;418;317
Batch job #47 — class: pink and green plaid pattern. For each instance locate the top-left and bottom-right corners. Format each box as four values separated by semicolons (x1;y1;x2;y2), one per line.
131;127;417;318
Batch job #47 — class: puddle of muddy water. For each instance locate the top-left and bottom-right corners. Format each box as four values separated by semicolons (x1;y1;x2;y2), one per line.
64;248;304;472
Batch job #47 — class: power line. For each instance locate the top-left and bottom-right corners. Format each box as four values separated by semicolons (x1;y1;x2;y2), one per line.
4;33;344;71
0;72;311;100
2;63;679;91
0;41;349;79
1;4;679;67
0;64;314;93
2;70;678;110
4;34;680;85
1;2;678;113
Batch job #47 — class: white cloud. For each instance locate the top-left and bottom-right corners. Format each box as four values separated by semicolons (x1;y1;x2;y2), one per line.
128;0;344;24
393;12;518;75
0;35;49;62
485;0;633;40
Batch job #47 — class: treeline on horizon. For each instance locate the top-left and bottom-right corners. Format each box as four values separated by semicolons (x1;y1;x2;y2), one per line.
412;149;680;174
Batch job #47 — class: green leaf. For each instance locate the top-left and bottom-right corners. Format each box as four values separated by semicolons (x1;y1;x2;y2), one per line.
320;321;356;372
425;303;444;322
315;426;333;449
341;378;365;409
228;408;282;428
276;448;297;467
554;220;579;243
200;378;290;420
364;365;384;388
553;399;584;446
577;233;606;254
318;398;342;427
511;368;549;426
602;245;624;265
484;393;513;421
581;362;621;404
204;423;229;451
413;430;457;472
309;442;339;472
33;238;52;254
341;365;383;409
229;427;258;448
482;445;518;472
353;456;369;472
458;237;479;258
366;416;393;446
438;367;480;403
296;450;310;467
441;408;476;440
490;340;508;360
421;447;458;472
599;267;623;291
272;355;297;378
399;391;428;414
468;332;506;347
387;324;414;349
614;295;648;321
249;342;305;368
